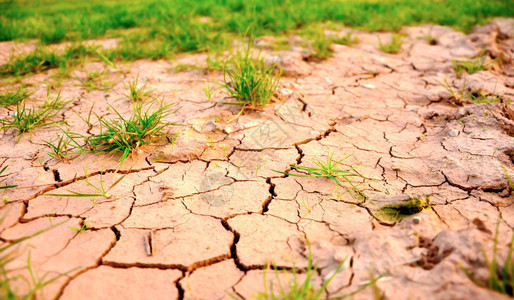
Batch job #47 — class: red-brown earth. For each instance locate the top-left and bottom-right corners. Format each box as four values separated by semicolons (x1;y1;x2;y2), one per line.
1;18;513;300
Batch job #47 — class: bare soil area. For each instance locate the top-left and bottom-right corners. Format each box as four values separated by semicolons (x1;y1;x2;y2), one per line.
1;18;514;299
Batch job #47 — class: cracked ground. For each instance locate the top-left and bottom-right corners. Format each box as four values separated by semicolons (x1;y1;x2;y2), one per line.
1;18;514;300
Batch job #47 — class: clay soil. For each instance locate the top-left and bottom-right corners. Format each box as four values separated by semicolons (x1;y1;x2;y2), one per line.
1;19;514;300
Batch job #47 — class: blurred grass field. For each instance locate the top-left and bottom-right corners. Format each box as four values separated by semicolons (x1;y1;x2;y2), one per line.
0;0;513;77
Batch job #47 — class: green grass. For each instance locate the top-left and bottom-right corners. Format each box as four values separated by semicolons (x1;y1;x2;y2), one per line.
0;91;71;142
0;163;17;190
378;34;403;54
302;28;334;61
203;85;218;101
217;45;280;108
300;26;358;60
174;64;203;73
419;30;437;45
174;55;226;73
206;55;225;72
1;0;512;45
0;101;64;142
45;168;126;204
87;100;178;163
273;153;366;200
0;87;34;106
232;243;382;299
41;91;73;110
503;166;514;191
0;218;72;299
124;76;153;102
460;220;513;297
76;69;115;91
332;32;359;46
0;44;98;77
466;91;503;104
70;221;91;233
0;0;512;77
453;55;490;76
44;133;75;161
300;25;358;60
44;131;86;162
440;79;504;105
105;36;175;61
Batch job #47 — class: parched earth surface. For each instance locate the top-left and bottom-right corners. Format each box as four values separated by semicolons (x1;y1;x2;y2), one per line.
1;18;514;300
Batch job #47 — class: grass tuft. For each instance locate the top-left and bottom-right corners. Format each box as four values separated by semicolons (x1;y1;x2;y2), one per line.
124;76;153;101
0;44;97;77
87;100;178;163
45;167;126;204
76;69;115;91
44;131;86;162
0;102;64;142
453;54;490;77
0;162;17;190
41;90;73;110
460;219;513;297
203;84;218;101
419;30;437;45
256;254;338;299
231;242;383;299
0;87;34;107
70;221;91;233
301;26;358;61
332;32;359;46
303;28;335;61
440;79;504;105
217;45;280;108
0;218;73;299
206;55;225;72
378;34;403;54
273;152;366;200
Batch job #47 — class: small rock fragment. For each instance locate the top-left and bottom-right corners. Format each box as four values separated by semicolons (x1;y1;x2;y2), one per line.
413;216;421;224
448;129;459;136
203;120;216;132
276;88;294;100
333;250;347;263
144;231;153;256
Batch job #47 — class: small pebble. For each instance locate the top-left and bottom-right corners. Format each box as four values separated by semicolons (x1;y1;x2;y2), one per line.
203;120;216;132
333;250;347;263
505;78;514;88
499;189;509;197
191;122;203;132
279;88;293;96
362;84;375;89
244;121;259;128
448;129;459;137
413;216;421;224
